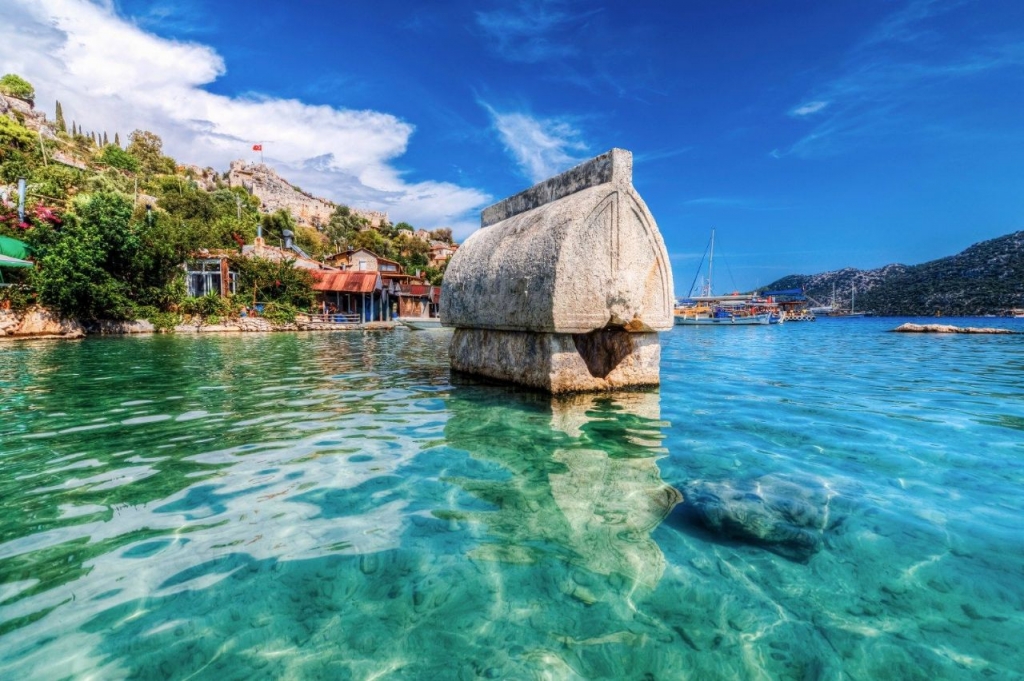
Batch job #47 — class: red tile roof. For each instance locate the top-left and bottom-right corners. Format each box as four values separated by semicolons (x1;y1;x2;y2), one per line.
311;271;380;293
399;284;441;304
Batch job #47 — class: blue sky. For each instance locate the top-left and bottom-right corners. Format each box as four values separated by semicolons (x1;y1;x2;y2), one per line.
2;0;1022;293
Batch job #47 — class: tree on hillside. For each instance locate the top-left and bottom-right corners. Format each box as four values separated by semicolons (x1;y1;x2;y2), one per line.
429;227;453;244
323;204;369;252
114;132;120;147
395;231;430;270
127;129;175;176
98;144;138;172
350;228;398;261
55;101;67;133
260;209;297;248
0;74;35;101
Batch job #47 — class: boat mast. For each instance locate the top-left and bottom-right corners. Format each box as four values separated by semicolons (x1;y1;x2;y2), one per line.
707;228;715;297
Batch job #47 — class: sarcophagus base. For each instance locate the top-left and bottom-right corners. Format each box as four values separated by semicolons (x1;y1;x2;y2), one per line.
450;328;661;394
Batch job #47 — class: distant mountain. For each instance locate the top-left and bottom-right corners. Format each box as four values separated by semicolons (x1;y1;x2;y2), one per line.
762;231;1024;316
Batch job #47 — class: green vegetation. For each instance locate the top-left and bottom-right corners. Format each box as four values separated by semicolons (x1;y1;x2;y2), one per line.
54;101;66;133
0;74;35;101
763;231;1024;315
231;255;315;310
0;94;455;325
97;144;139;172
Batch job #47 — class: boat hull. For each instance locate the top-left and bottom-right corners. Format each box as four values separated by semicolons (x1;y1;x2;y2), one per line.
674;313;771;326
397;317;444;330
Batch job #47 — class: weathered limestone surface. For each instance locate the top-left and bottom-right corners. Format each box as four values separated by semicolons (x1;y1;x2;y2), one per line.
89;319;156;334
449;327;662;392
441;148;673;393
227;160;387;229
0;308;85;339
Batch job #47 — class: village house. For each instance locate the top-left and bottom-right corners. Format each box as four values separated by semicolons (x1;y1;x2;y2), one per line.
184;249;238;297
323;248;402;273
184;238;439;321
185;231;331;298
311;270;388;323
394;283;441;319
429;242;457;268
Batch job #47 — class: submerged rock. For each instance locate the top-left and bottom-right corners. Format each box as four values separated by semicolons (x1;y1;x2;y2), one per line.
892;323;1020;334
679;476;837;561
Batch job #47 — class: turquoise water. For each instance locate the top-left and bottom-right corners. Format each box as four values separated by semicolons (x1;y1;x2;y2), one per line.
1;319;1022;679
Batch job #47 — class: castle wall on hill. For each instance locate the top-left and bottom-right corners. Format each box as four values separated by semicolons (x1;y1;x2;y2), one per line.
227;160;387;228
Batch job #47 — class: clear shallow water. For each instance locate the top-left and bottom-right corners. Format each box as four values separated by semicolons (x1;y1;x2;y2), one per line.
1;319;1022;679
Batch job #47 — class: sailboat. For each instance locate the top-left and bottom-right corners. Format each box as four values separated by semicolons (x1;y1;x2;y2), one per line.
830;284;867;317
674;229;771;326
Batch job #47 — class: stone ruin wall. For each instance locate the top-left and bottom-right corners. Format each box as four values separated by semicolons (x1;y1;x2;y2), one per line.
227;160;387;229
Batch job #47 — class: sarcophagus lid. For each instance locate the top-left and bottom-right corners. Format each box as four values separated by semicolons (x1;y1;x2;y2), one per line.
441;149;673;334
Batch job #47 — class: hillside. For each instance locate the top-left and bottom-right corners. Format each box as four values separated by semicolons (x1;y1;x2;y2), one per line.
0;73;458;324
763;231;1024;316
0;84;453;264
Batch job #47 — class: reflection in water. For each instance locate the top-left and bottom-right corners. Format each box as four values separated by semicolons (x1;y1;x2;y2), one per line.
442;388;680;591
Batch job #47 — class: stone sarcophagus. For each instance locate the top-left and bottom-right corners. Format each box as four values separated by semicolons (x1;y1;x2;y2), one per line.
440;148;674;393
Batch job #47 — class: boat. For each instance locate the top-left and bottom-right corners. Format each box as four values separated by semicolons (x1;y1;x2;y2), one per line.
674;229;772;326
396;316;444;330
809;283;866;317
831;286;867;317
674;304;771;325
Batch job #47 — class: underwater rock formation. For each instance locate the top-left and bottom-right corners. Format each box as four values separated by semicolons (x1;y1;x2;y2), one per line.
679;476;837;561
440;148;674;393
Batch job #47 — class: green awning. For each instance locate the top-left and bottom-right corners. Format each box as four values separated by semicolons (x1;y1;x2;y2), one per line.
0;253;33;268
0;235;32;260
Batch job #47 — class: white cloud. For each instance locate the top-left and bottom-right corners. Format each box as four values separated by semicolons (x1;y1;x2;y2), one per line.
0;0;489;230
475;0;593;63
790;101;829;117
482;103;588;184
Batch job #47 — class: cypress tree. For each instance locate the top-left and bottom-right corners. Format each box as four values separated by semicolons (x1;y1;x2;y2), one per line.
55;100;66;133
103;131;108;145
72;121;77;136
114;132;120;147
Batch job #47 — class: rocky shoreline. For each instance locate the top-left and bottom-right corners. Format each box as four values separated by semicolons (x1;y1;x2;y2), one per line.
0;307;397;340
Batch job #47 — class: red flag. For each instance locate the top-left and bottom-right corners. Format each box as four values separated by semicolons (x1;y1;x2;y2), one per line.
252;144;262;151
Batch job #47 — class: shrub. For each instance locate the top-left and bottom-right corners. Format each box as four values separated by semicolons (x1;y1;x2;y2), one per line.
0;74;35;101
260;301;298;324
98;144;139;172
180;292;231;318
0;284;36;312
147;310;182;332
